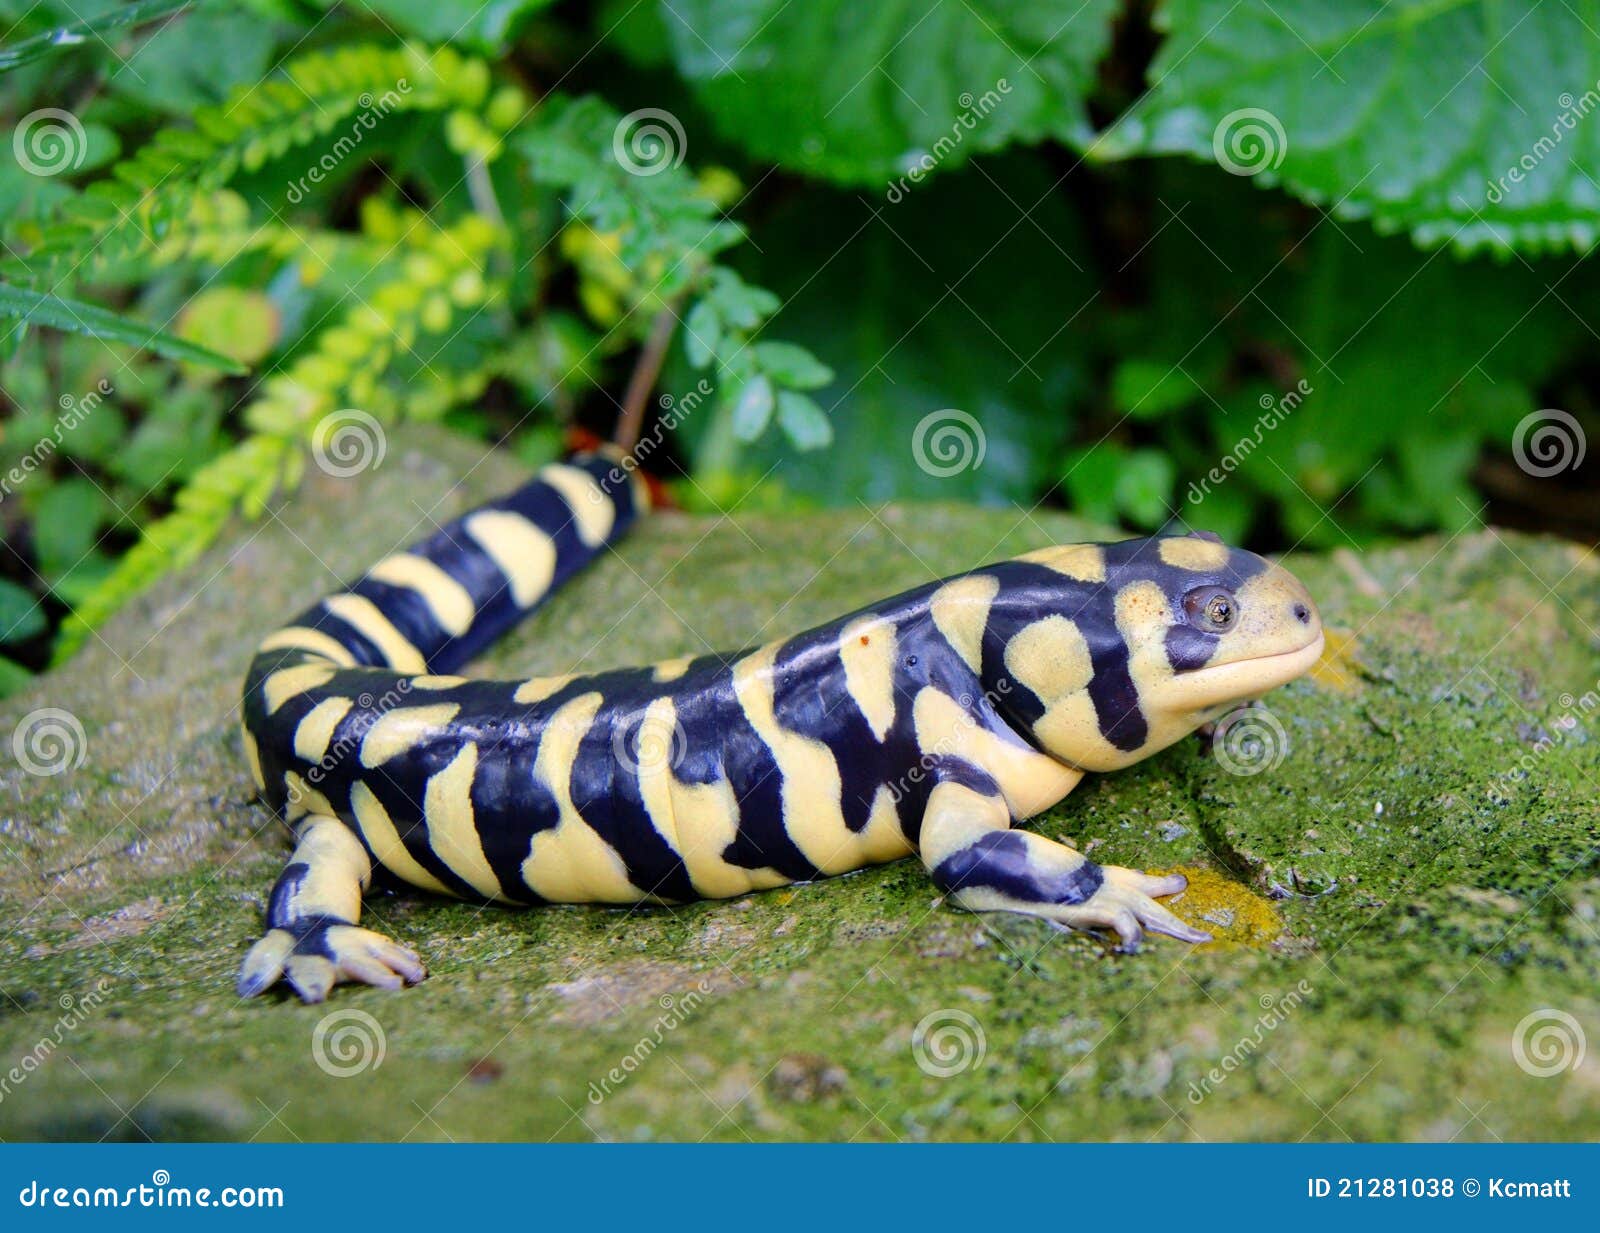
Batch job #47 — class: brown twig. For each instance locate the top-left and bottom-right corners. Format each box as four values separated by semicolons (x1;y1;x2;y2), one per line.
613;306;678;453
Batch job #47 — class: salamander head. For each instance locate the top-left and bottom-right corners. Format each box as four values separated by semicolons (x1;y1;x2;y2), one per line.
999;531;1323;771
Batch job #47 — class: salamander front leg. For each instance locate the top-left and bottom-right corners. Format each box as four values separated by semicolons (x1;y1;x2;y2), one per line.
919;780;1210;950
238;815;426;1002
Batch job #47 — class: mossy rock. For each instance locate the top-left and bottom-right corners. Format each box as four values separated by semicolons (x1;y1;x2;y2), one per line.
2;429;1597;1141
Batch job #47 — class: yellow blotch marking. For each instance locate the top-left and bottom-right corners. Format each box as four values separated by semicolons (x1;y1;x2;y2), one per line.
422;743;507;901
240;725;266;791
1004;615;1094;704
463;510;557;608
410;675;467;690
366;554;476;636
513;674;574;705
733;645;865;876
350;781;453;895
257;627;357;667
912;687;1081;818
522;693;641;903
929;574;999;673
541;463;614;547
652;656;694;682
281;817;369;921
839;615;898;741
1308;628;1362;694
1018;544;1106;582
322;594;427;673
263;664;336;714
859;784;915;865
294;696;354;763
359;702;460;768
1158;537;1231;571
1158;865;1282;948
283;770;337;823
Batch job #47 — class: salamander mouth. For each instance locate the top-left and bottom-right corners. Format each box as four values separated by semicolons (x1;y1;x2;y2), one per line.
1167;631;1326;710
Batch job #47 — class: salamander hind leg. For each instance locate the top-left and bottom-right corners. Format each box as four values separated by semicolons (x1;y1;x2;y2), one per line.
919;779;1210;951
238;816;426;1003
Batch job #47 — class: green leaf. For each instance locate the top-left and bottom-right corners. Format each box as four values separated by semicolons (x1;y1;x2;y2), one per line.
665;0;1120;185
31;478;109;578
683;299;720;369
0;282;246;372
1111;359;1200;419
683;155;1092;504
0;578;45;644
1060;445;1121;525
111;7;285;113
775;389;833;450
730;374;776;440
0;653;32;698
1107;0;1600;254
0;0;189;74
753;340;833;391
1114;448;1177;529
314;0;556;50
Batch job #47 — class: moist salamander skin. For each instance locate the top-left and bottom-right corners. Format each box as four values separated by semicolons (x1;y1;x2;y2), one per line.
238;454;1324;1003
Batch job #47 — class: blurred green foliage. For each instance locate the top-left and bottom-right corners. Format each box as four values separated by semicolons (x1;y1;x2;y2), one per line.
1;0;1598;693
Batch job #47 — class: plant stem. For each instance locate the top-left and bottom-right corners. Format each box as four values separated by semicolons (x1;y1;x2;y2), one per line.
614;306;677;452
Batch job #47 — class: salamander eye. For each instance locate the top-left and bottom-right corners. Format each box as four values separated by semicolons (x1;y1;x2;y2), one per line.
1183;586;1238;632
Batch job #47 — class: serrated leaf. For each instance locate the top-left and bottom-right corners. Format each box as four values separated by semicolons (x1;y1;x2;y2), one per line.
0;282;246;372
1109;0;1600;254
775;389;833;450
729;373;775;440
665;0;1120;185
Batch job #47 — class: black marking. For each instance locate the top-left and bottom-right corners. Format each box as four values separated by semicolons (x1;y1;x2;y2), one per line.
930;830;1104;905
1165;624;1219;673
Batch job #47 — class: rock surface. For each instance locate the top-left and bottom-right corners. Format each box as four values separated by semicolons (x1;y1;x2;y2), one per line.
2;429;1598;1141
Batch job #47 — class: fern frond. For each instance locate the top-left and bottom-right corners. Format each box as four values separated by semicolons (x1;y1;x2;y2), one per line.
54;213;505;662
27;43;489;273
